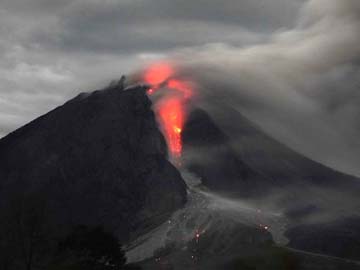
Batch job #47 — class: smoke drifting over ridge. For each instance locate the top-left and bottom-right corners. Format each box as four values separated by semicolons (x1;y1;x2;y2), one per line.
165;0;360;177
1;0;359;177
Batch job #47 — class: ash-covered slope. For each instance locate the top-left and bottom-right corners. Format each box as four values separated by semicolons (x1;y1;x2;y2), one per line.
0;84;187;267
181;109;268;196
181;108;360;262
182;108;360;196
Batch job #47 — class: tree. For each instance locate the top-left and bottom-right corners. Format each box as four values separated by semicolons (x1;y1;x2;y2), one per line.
0;189;51;270
55;225;126;270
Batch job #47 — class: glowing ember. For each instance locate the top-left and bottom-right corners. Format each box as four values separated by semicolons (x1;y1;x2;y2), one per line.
144;62;173;85
174;127;182;134
143;62;194;162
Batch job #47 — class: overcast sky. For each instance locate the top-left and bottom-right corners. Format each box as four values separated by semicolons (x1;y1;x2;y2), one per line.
1;0;359;176
0;0;303;136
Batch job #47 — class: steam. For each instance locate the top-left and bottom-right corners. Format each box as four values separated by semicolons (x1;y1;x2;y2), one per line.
167;0;360;176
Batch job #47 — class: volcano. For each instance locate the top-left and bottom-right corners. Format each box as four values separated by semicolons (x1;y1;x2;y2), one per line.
0;83;187;268
182;107;360;196
0;78;359;270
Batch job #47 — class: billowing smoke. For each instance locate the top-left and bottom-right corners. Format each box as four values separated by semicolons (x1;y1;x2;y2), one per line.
160;0;360;177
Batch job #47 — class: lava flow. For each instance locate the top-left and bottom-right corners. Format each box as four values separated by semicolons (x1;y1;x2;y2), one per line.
143;62;194;162
157;97;184;158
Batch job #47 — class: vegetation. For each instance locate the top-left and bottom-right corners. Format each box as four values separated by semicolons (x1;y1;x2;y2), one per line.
49;225;128;270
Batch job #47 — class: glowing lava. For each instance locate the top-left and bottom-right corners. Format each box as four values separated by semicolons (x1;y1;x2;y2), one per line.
157;97;185;158
143;62;194;162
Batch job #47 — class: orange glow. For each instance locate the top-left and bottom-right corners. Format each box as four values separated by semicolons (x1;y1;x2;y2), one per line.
157;97;185;158
143;62;194;161
144;62;173;85
167;79;193;99
174;127;182;134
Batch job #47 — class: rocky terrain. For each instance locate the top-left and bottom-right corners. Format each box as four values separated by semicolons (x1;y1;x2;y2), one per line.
0;80;359;270
179;107;360;266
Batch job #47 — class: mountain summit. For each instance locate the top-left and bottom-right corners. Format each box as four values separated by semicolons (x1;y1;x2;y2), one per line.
0;83;187;267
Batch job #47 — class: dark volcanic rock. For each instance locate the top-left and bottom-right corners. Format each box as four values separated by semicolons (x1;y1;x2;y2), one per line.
181;109;268;196
0;84;187;268
182;108;360;196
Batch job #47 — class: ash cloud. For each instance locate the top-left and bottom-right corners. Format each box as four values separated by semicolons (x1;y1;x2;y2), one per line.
172;0;360;176
0;0;359;176
0;0;300;138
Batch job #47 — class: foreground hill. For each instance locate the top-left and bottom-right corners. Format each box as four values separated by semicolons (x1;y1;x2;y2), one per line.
0;83;187;269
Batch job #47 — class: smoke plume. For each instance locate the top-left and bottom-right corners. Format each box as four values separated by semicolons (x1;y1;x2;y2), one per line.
166;0;360;176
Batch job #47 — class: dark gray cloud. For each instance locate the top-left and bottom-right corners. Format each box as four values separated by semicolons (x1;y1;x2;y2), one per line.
0;0;302;136
173;0;360;176
55;0;301;52
1;0;359;177
1;0;304;54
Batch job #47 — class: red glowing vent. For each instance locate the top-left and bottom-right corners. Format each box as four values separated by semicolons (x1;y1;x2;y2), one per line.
143;62;194;162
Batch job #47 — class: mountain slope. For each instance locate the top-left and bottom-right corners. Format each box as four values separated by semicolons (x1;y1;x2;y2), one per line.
181;108;360;262
182;108;360;197
0;84;187;269
181;109;269;196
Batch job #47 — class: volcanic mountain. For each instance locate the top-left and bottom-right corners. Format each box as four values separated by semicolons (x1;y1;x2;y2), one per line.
0;79;359;269
0;83;187;268
181;107;360;262
182;107;360;196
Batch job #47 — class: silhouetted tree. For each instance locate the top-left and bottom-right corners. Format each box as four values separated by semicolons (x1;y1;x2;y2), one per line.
56;225;126;270
0;189;51;270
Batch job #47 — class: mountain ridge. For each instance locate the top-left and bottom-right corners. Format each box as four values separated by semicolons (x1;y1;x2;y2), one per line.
0;83;187;269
